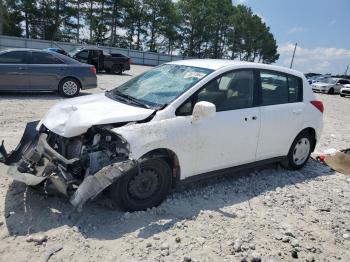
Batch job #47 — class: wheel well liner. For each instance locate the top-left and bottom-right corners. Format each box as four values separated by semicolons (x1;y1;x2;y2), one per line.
299;127;317;152
140;148;180;188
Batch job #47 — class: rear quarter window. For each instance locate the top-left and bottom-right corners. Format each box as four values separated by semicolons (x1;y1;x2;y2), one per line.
260;71;303;106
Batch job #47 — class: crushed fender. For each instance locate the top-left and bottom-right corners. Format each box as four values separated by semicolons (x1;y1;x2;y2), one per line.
70;160;136;211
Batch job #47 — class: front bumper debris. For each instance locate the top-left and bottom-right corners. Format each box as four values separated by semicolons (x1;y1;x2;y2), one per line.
1;120;135;210
70;160;136;211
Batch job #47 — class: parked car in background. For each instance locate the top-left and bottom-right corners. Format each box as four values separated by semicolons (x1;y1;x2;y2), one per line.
340;84;350;97
0;49;97;97
69;47;131;74
0;60;323;211
311;77;350;94
44;47;69;56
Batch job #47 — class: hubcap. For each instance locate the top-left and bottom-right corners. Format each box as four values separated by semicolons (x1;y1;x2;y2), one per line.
62;81;78;95
128;167;160;200
293;138;310;165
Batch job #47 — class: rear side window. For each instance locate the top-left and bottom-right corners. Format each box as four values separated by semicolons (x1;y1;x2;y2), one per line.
288;75;303;102
260;71;303;105
77;50;89;59
0;51;27;64
31;52;63;64
261;72;288;105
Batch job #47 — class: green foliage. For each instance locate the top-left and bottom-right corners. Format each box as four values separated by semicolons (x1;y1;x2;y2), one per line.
0;0;279;63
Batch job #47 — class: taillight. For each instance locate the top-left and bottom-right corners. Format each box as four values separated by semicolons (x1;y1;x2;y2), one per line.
128;58;131;65
310;100;324;113
90;66;96;74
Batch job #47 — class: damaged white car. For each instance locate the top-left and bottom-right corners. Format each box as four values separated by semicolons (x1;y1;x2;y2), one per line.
0;60;323;211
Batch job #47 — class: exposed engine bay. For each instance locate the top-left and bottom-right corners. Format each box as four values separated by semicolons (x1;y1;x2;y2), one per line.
0;121;137;210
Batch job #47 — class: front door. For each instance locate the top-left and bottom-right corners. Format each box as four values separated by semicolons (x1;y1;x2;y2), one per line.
177;69;261;176
0;50;29;91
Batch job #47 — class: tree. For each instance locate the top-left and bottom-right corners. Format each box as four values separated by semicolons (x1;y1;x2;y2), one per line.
227;5;279;63
2;0;23;37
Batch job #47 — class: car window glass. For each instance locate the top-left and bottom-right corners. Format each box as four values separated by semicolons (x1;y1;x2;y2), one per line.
197;70;254;112
0;51;27;64
288;76;302;103
77;50;89;59
260;71;288;106
31;52;62;64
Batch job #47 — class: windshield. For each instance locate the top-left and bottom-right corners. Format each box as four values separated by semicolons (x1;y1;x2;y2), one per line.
318;77;336;84
68;48;81;57
106;64;213;108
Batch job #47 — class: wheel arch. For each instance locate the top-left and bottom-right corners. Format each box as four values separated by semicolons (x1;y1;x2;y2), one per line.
139;148;181;188
58;76;82;91
297;127;317;152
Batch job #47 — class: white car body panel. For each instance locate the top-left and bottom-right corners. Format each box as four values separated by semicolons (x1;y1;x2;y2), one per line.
256;102;305;160
340;85;350;96
41;93;154;137
39;59;323;180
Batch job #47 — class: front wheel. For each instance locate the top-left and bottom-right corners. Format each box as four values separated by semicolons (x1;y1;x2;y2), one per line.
328;88;334;94
281;132;313;170
58;78;80;97
340;94;345;97
108;158;172;212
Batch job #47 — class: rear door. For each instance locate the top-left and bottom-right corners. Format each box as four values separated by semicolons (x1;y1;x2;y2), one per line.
28;51;66;90
0;50;29;90
74;50;90;64
256;70;304;160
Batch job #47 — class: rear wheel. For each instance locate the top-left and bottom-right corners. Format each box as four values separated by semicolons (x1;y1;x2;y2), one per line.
281;132;313;170
58;78;80;97
111;64;123;75
108;158;172;211
328;88;334;94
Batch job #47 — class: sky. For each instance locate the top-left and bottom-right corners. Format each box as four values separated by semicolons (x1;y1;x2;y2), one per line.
235;0;350;74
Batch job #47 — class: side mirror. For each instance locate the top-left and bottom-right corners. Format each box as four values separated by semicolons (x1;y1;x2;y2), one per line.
192;101;216;124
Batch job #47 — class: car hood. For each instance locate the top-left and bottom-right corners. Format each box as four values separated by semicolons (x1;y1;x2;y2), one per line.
313;83;334;87
41;93;155;137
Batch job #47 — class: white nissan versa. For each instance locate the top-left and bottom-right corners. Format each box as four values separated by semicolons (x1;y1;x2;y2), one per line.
0;60;324;211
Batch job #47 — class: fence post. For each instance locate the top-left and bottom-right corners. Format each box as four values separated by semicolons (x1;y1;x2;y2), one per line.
143;52;145;65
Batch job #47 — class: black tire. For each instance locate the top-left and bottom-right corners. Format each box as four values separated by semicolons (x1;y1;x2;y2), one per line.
58;77;80;97
109;158;172;212
111;64;123;75
340;94;345;97
328;88;334;94
281;132;313;170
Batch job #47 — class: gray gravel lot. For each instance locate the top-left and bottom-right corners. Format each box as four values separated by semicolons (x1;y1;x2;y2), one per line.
0;65;349;262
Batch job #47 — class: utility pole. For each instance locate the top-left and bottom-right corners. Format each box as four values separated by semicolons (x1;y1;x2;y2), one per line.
290;43;297;69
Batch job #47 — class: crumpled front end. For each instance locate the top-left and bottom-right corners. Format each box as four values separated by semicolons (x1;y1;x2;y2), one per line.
0;121;137;210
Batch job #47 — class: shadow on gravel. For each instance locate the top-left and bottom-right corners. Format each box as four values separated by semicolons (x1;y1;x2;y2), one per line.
0;91;94;100
4;159;334;240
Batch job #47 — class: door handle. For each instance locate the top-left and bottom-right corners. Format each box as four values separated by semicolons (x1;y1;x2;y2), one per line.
18;67;26;70
252;116;258;120
292;109;302;115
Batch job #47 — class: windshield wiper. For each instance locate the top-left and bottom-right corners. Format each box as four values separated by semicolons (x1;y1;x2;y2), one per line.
111;91;151;109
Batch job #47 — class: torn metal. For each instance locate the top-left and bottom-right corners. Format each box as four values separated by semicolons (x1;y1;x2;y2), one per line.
0;120;136;210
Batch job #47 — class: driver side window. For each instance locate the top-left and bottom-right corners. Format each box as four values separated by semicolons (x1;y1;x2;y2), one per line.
176;70;255;115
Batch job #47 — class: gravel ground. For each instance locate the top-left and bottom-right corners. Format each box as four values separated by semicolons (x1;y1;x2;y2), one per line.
0;65;349;262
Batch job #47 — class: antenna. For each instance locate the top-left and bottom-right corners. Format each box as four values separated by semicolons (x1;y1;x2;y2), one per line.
290;43;297;69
